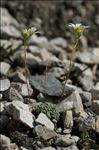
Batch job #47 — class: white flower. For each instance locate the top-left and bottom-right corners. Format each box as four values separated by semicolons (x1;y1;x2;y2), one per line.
21;27;39;39
30;27;37;33
68;23;89;36
68;23;89;29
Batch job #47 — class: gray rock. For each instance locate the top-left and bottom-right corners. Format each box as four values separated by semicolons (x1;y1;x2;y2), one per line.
11;71;26;83
0;134;18;150
0;79;10;92
71;136;79;143
0;62;10;75
91;100;99;115
57;101;74;113
12;51;41;68
41;147;56;150
90;83;99;100
41;56;60;69
20;147;28;150
58;91;84;114
74;63;92;77
49;67;65;79
11;82;22;93
5;101;34;128
10;131;34;149
69;91;84;114
29;35;49;48
80;91;92;106
0;94;3;100
95;117;99;133
49;44;67;60
56;128;62;134
1;25;21;39
0;102;5;113
34;125;57;140
29;74;63;96
63;129;71;134
1;7;19;27
77;48;99;64
1;39;22;51
0;134;11;150
55;135;75;147
64;84;76;96
40;48;54;61
0;115;9;129
20;83;33;97
56;145;79;150
63;110;73;131
29;45;41;56
36;113;54;130
78;75;94;91
3;87;24;102
50;37;67;48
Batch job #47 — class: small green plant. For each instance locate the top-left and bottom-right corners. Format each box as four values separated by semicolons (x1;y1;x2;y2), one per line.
36;102;60;120
61;23;89;97
21;27;38;99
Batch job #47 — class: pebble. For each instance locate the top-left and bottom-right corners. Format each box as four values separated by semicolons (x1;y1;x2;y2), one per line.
3;87;24;102
90;83;99;100
78;75;94;91
64;84;76;96
49;37;67;48
5;101;34;128
20;83;33;97
57;101;74;113
0;62;10;75
1;25;21;39
77;48;99;64
20;147;28;150
29;35;49;48
80;91;92;106
63;110;73;131
58;91;84;114
1;7;19;27
0;79;10;92
11;71;26;83
0;134;11;150
0;134;18;150
0;93;3;100
35;112;54;130
41;146;56;150
34;125;57;140
10;131;35;149
95;117;99;133
55;135;75;147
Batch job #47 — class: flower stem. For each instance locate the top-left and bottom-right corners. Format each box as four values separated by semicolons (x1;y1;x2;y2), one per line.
61;36;80;97
24;39;31;100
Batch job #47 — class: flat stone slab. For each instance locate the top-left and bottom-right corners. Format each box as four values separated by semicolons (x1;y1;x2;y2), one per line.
29;74;63;96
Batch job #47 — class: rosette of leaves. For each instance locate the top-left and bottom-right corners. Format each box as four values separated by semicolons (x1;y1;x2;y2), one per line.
36;102;60;121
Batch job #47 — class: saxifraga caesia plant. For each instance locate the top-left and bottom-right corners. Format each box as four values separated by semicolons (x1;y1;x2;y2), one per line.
21;27;39;99
61;23;89;97
36;102;60;121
